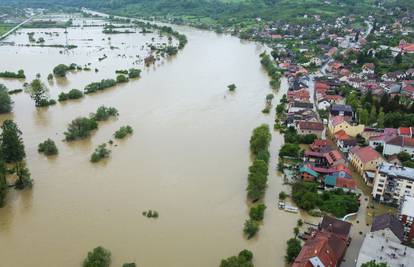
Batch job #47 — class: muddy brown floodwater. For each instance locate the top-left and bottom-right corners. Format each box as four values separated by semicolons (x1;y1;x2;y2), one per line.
0;14;308;267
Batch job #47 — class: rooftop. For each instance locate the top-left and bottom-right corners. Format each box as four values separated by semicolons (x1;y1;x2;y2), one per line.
400;196;414;218
350;146;382;163
356;231;414;267
378;162;414;181
330;104;353;113
371;214;404;242
298;121;324;131
386;136;414;148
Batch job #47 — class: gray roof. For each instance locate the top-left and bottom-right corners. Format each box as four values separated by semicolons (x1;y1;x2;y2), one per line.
378;162;414;181
371;214;404;242
356;232;414;267
331;104;353;113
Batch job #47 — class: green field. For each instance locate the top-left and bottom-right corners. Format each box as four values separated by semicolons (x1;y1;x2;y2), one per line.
0;23;13;36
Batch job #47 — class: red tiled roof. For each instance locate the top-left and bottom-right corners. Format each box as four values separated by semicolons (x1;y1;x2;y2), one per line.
336;177;356;189
351;146;381;163
386;135;414;148
400;44;414;52
334;130;350;141
398;127;411;136
292;232;339;267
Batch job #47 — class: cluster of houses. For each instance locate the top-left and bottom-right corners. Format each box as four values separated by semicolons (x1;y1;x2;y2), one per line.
293;216;352;267
293;99;414;265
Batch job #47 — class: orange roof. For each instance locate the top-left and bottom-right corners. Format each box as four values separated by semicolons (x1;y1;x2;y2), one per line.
336;177;356;189
334;130;350;141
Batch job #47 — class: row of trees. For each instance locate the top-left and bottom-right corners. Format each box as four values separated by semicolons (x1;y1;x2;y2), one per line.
243;124;271;239
0;69;25;79
259;52;281;89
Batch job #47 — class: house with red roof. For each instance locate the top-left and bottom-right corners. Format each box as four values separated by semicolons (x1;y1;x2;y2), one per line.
399;43;414;54
349;146;384;175
328;115;364;138
293;216;351;267
398;127;414;138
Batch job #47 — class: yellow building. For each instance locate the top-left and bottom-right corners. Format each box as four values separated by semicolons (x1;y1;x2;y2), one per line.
328;116;365;137
348;146;384;176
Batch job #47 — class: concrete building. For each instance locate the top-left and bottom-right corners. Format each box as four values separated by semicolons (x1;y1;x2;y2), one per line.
372;163;414;205
399;196;414;242
356;230;414;267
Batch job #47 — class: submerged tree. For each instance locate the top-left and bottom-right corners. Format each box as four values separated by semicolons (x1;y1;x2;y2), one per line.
0;84;12;113
28;79;50;107
83;246;111;267
14;162;33;190
0;120;25;163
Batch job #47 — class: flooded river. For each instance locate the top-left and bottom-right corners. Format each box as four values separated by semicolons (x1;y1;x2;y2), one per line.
0;14;305;267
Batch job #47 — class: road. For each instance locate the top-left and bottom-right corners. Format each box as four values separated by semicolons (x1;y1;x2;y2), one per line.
0;17;33;40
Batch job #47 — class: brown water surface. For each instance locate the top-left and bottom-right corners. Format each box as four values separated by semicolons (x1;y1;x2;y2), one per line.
0;15;306;267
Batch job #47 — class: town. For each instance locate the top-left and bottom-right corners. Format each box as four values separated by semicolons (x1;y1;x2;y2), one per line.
264;4;414;266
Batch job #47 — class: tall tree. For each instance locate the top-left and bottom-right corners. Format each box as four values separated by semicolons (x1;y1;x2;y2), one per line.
378;109;385;128
394;52;403;65
0;84;12;113
28;79;48;107
0;120;25;163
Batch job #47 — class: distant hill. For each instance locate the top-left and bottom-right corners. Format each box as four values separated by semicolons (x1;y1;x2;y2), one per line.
3;0;414;24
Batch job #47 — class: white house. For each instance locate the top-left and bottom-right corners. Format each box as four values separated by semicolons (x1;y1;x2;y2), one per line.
383;136;414;158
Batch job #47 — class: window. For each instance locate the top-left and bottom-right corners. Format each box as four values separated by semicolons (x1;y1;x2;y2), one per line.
377;189;382;193
378;184;384;188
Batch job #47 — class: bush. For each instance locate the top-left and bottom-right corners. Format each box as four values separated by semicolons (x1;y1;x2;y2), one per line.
279;143;300;158
90;144;111;163
83;246;111;267
243;219;259;239
116;74;129;83
0;84;12;113
122;264;136;267
279;191;287;200
115;69;128;74
53;64;70;77
262;106;271;113
220;250;253;267
92;106;119;121
64;117;98;141
47;73;53;80
285;238;301;263
249;203;266;221
228;84;236;91
128;68;141;78
84;79;117;94
114;125;133;139
58;89;84;101
38;139;58;155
